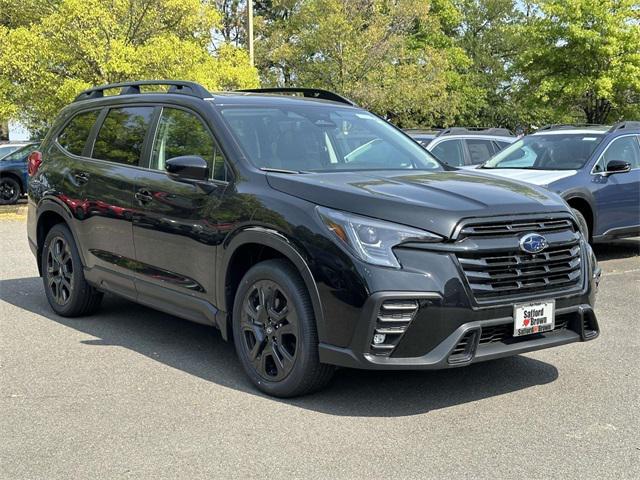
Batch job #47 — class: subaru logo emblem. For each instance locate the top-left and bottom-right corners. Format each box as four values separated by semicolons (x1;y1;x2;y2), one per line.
520;233;548;254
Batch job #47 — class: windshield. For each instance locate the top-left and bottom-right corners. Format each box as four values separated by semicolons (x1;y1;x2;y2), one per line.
483;133;604;170
0;143;37;162
219;106;442;172
0;144;21;159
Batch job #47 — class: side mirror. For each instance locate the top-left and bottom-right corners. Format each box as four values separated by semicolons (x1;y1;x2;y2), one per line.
165;156;209;181
604;160;631;175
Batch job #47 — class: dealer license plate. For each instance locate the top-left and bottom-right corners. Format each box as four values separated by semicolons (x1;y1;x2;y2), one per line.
513;300;555;337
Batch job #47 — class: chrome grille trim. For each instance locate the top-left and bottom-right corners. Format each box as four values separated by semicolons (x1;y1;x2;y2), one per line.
458;244;582;300
370;300;419;355
453;215;584;303
459;218;574;238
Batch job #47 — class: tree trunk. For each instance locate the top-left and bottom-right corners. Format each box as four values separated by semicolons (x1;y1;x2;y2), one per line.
584;94;612;124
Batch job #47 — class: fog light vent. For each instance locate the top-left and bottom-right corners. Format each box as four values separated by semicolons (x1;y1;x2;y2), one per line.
448;330;479;365
370;299;419;355
582;309;599;340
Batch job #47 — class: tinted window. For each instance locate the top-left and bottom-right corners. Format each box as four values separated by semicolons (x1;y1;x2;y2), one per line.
0;145;20;158
150;107;227;181
484;134;604;170
598;136;640;170
220;106;441;172
0;144;38;163
92;107;154;165
494;141;511;150
412;135;435;148
431;139;465;166
465;139;495;164
58;110;100;156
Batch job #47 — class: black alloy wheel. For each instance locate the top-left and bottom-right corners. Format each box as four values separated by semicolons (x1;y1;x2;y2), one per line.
0;177;20;205
46;235;74;306
232;259;334;397
42;223;103;317
240;280;298;381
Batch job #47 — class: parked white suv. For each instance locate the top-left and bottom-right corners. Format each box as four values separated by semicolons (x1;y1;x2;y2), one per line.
405;127;516;167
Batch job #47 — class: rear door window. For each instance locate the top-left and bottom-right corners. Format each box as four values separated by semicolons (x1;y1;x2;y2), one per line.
57;110;100;156
465;139;495;164
92;107;154;165
431;139;465;166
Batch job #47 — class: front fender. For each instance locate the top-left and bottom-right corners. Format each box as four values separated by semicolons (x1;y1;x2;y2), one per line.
217;227;327;342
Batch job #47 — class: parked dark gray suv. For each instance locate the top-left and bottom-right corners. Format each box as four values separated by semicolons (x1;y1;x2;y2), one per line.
27;81;601;397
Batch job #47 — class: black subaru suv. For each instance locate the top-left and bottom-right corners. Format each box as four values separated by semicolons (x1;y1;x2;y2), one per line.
27;81;601;397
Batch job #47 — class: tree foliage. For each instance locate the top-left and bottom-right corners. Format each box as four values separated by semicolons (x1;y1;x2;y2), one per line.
0;0;258;130
254;0;482;127
515;0;640;124
1;0;638;132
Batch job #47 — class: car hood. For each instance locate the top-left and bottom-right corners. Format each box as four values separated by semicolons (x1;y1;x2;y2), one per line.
474;168;577;186
266;170;568;238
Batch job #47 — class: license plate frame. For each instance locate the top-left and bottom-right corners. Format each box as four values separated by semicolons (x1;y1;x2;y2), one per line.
513;300;555;337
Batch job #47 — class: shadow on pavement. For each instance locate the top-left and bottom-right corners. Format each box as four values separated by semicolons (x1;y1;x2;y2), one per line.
1;276;559;417
593;237;640;261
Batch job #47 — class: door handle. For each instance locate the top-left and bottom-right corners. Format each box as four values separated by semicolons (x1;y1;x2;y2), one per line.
135;189;153;204
74;172;90;185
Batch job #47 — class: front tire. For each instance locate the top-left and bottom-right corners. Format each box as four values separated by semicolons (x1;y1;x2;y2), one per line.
42;223;103;317
572;208;590;242
0;177;20;205
232;259;334;397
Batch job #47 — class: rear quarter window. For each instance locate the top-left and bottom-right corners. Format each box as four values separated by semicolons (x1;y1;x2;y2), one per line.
57;110;100;156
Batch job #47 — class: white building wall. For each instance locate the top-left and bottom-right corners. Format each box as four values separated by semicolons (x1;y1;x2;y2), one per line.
8;120;30;141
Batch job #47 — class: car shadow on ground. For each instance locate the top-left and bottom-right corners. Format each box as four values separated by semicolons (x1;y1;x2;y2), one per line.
592;237;640;262
1;276;559;417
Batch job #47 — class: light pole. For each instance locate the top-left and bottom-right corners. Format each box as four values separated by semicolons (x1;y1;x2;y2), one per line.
247;0;254;66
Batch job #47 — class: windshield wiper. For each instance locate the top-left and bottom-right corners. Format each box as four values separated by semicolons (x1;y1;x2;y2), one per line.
260;167;310;174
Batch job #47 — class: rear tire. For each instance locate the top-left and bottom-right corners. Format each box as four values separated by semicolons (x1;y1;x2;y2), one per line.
0;177;20;205
232;259;334;397
571;208;590;242
42;223;103;317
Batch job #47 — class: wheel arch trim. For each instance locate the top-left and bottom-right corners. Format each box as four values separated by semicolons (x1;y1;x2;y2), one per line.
218;227;327;342
35;197;86;273
564;192;596;234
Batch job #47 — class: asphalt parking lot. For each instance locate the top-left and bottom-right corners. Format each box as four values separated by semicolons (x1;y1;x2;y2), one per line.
1;200;639;479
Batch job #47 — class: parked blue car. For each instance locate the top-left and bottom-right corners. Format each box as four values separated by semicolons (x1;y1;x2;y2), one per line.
478;122;640;242
0;142;39;205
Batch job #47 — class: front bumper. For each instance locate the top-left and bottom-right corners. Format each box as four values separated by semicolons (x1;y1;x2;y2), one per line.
314;210;601;370
319;296;599;370
318;252;601;370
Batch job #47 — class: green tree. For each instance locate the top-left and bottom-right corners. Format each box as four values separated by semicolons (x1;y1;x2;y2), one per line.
254;0;482;127
0;0;259;130
515;0;640;124
449;0;524;127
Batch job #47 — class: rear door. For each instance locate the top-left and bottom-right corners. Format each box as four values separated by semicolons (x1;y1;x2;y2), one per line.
429;139;466;166
591;134;640;235
464;138;497;165
131;105;229;317
77;105;154;298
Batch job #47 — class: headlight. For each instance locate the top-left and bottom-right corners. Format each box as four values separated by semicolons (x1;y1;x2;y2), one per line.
316;206;442;268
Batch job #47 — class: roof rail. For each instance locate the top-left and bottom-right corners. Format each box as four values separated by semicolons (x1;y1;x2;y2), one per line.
608;121;640;132
403;128;443;133
436;127;514;137
537;123;605;131
73;80;211;102
235;87;356;106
